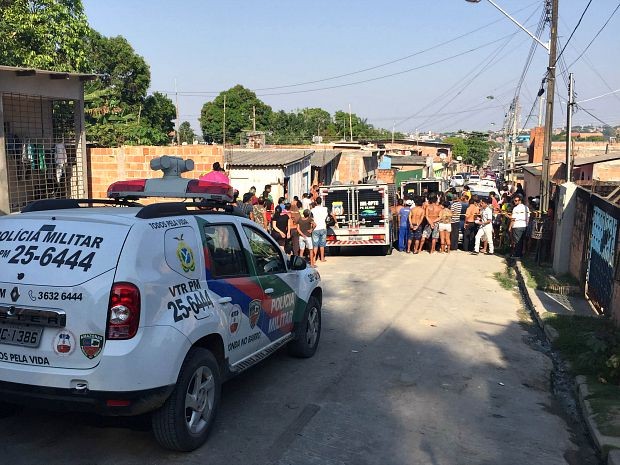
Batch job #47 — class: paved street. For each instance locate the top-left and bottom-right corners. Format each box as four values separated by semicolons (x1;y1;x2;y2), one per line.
1;250;597;465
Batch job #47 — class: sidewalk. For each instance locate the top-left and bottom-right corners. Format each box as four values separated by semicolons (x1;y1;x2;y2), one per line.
512;260;620;465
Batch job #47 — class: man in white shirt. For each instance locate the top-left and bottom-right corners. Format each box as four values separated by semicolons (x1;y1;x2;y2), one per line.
509;194;528;258
472;197;494;255
301;193;312;211
310;197;329;263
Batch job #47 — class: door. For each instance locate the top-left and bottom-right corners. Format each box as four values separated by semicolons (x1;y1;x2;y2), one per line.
199;222;266;362
241;225;298;342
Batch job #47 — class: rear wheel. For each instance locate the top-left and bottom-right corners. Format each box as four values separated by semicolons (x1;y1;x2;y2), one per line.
152;348;221;451
288;296;321;358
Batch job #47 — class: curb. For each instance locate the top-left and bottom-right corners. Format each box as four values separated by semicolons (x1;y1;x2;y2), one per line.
511;260;619;462
512;261;558;342
575;376;620;461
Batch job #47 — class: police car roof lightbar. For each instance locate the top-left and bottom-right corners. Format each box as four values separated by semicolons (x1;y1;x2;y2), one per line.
107;156;234;202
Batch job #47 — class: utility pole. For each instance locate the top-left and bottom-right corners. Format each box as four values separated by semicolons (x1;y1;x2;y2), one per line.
348;104;354;142
503;102;512;180
565;72;574;182
510;97;519;181
252;105;256;132
174;78;180;145
540;0;558;213
392;122;395;144
222;94;226;155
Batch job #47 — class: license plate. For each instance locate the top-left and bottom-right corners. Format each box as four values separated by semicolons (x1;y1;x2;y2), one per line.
0;322;43;348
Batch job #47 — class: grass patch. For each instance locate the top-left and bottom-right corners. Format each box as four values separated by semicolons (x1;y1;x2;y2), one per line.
494;267;517;290
585;379;620;437
544;314;620;438
543;314;612;377
520;257;580;293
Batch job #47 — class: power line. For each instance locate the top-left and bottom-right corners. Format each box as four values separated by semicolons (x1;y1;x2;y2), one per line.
577;88;620;104
160;32;528;98
553;0;593;66
250;1;541;92
566;2;620;68
576;106;614;128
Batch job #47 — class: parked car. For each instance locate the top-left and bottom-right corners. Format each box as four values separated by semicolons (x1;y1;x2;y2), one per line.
450;174;465;187
0;156;323;452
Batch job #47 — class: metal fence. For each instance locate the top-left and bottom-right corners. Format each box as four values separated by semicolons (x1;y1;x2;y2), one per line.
573;185;620;315
2;93;86;213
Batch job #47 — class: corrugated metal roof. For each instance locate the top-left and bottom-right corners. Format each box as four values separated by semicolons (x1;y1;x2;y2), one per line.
310;150;341;167
228;149;314;167
573;152;620;167
0;65;97;80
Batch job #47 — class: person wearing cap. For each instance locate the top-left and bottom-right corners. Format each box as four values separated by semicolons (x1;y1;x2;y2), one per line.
398;199;412;252
509;194;529;258
472;197;494;255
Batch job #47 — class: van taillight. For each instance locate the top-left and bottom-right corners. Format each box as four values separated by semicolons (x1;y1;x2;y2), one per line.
107;283;141;340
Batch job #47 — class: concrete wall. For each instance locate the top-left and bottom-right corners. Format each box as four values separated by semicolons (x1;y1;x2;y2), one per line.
87;145;223;199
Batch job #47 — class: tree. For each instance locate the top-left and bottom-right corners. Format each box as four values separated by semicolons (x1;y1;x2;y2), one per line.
463;132;490;167
179;121;196;144
444;137;467;160
86;32;150;109
142;92;176;142
0;0;91;72
200;85;272;143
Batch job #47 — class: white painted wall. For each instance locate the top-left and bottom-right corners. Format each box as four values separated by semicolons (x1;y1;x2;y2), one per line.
284;158;311;199
229;167;284;199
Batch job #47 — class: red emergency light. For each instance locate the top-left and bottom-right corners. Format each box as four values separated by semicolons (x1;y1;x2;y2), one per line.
107;178;234;202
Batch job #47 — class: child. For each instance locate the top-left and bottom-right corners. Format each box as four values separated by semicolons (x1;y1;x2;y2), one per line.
438;201;453;253
297;209;316;267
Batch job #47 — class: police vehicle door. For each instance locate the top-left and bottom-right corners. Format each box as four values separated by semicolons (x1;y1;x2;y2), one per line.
241;225;297;343
199;221;266;362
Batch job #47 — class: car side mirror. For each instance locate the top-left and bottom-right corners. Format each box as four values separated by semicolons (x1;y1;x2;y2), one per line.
289;255;307;271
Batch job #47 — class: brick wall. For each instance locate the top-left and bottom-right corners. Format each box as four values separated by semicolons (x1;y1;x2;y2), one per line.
87;145;224;199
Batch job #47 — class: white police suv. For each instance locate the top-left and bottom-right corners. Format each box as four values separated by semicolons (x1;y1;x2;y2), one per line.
0;156;322;451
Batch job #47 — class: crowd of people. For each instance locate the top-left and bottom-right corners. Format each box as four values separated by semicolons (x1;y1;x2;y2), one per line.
231;183;333;268
394;182;550;259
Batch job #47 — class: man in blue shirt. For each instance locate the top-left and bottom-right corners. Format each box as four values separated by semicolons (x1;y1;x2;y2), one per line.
398;200;412;252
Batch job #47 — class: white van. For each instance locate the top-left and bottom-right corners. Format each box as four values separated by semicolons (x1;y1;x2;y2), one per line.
0;156;322;451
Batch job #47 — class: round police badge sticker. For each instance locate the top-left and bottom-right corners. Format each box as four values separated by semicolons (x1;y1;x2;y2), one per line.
52;329;76;356
229;304;241;334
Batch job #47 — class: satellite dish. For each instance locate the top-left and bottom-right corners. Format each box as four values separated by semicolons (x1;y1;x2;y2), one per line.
457;156;463;161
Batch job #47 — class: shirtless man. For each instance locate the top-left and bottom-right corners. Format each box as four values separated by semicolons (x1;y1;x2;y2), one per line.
419;193;442;254
408;196;426;254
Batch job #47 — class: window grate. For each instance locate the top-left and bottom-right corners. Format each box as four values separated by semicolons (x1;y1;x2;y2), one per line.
3;93;86;213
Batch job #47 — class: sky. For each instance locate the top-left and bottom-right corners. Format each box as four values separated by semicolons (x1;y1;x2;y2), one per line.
83;0;620;136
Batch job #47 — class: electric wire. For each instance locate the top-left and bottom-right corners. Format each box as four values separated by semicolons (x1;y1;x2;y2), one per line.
577;89;620;104
553;0;594;67
567;2;620;69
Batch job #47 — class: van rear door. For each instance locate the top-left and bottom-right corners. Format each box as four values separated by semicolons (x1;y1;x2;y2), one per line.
0;214;131;370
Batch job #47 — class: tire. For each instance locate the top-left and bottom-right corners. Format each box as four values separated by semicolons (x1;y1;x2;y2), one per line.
152;348;221;451
288;296;322;358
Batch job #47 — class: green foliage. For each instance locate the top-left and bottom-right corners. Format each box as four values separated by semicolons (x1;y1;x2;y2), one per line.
444;137;467;160
200;85;272;143
86;32;150;109
544;314;620;384
83;33;173;146
142;92;176;139
463;131;490;167
179;121;196;144
0;0;91;72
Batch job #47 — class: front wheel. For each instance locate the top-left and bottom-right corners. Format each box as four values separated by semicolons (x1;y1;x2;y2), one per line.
152;348;221;451
288;296;322;358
